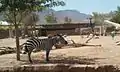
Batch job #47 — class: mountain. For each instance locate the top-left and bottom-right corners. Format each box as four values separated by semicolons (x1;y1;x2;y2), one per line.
37;9;91;24
55;10;90;23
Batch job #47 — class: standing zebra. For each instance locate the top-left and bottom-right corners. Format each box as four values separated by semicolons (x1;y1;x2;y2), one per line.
21;34;68;63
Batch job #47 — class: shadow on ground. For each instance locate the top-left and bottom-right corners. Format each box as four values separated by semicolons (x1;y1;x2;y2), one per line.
21;54;105;65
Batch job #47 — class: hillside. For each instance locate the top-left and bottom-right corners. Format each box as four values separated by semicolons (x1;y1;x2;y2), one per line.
37;9;91;24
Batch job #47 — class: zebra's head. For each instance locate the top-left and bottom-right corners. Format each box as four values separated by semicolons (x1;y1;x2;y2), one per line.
50;34;68;45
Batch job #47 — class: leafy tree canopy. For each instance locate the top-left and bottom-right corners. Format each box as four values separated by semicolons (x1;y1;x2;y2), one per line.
0;0;65;25
111;6;120;24
45;12;57;23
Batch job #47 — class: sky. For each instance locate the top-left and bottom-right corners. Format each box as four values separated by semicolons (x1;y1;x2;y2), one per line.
53;0;120;14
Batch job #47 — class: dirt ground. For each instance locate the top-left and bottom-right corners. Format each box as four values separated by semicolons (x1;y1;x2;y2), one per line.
0;35;120;66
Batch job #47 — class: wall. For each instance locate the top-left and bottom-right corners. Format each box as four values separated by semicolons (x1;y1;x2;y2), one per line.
0;29;9;39
0;29;22;39
46;29;80;35
0;64;119;72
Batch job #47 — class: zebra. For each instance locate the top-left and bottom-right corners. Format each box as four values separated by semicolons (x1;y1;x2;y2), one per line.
21;34;68;63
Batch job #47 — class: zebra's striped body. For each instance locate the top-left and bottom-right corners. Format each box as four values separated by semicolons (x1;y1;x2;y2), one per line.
21;34;68;63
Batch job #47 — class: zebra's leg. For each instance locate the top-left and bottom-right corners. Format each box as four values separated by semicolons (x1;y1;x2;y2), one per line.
46;50;50;62
28;51;32;63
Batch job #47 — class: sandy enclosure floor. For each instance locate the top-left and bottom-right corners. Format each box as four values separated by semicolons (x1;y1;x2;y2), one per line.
0;35;120;66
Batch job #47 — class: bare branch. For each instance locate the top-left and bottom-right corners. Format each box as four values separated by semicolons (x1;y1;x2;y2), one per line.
4;12;14;24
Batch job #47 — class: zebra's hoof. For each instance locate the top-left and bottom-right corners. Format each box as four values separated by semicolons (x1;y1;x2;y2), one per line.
46;59;50;62
29;60;33;64
44;60;50;63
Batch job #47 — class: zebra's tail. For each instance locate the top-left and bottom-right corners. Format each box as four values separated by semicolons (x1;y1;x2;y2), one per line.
20;43;28;54
19;43;25;50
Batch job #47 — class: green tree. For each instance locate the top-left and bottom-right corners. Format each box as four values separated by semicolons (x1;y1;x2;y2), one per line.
0;0;65;61
92;12;99;24
92;12;114;24
111;6;120;24
92;12;115;35
45;12;57;23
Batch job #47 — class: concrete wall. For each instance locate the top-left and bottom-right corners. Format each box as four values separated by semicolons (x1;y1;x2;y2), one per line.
46;29;80;35
0;30;9;39
0;29;22;39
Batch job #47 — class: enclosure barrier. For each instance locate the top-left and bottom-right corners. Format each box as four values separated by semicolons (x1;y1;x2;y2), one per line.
0;64;119;72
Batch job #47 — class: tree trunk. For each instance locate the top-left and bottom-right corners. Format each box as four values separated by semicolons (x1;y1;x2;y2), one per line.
13;10;20;61
15;24;20;61
85;28;95;43
85;33;95;43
